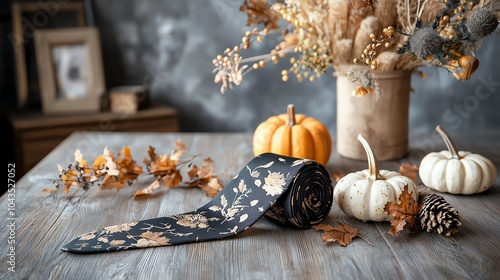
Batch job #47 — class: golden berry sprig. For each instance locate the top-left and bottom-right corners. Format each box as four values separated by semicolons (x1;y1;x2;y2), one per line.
353;26;396;70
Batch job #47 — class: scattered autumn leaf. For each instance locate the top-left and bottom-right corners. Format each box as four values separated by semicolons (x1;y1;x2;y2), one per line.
399;163;419;183
91;146;143;191
145;146;157;163
116;146;143;183
199;177;223;197
313;223;360;246
53;150;93;193
41;186;58;195
161;170;183;188
384;185;421;237
186;157;223;197
134;180;161;197
331;171;346;183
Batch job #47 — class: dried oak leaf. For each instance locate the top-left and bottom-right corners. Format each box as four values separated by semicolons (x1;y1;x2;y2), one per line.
240;0;281;31
161;170;182;188
51;150;93;194
138;142;185;197
313;223;360;246
384;185;421;237
186;157;223;197
92;147;124;190
92;147;119;177
399;163;419;183
147;154;179;177
116;146;143;183
134;180;161;197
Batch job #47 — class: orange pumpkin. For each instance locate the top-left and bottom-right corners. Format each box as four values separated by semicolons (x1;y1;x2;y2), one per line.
252;104;332;165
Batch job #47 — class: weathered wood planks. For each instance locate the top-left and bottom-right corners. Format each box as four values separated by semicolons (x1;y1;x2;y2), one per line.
1;131;499;279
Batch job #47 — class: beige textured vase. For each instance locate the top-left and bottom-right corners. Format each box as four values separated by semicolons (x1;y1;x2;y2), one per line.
336;66;412;161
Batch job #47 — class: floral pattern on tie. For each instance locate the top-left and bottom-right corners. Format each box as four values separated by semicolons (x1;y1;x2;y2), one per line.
62;153;333;253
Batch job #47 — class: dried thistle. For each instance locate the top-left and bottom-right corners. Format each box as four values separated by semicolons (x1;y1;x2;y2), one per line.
466;7;499;41
408;26;444;59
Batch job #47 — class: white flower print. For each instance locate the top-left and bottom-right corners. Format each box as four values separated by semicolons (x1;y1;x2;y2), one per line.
135;231;170;247
104;222;138;234
109;240;126;246
254;179;261;187
97;237;108;243
79;232;96;241
291;159;310;167
262;171;286;196
247;161;274;178
175;213;209;229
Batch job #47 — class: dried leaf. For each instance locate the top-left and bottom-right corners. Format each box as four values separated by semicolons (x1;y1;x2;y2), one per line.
384;185;421;236
42;186;58;195
53;150;94;193
116;146;143;183
161;170;182;188
59;169;82;193
74;149;87;169
146;146;157;163
95;146;143;191
240;0;281;31
171;140;187;161
134;180;161;197
100;175;126;191
148;155;179;177
186;157;223;197
313;223;360;246
194;157;217;179
399;163;419;183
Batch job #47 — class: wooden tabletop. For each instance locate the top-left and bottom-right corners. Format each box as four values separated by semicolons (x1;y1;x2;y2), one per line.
1;132;499;279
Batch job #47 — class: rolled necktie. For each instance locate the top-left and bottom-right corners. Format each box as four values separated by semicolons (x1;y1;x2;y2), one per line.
62;153;333;253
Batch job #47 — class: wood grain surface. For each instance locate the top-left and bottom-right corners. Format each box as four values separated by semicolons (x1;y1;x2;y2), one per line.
1;132;499;279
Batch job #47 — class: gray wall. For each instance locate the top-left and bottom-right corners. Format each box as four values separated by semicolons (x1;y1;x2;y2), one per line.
92;0;500;135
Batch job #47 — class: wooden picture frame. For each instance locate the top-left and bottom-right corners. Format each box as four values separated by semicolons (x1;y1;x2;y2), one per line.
34;27;105;114
11;2;86;108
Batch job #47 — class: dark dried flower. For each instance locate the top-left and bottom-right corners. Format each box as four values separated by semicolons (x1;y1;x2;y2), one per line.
466;7;499;41
409;26;444;59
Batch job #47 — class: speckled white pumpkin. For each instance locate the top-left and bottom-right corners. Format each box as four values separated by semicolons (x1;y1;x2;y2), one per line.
333;135;418;222
419;126;497;195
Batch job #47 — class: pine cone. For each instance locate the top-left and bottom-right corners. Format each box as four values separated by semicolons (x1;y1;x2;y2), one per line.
418;190;462;237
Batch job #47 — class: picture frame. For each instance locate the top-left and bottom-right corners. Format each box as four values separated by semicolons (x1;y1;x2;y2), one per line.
34;27;105;114
11;1;86;108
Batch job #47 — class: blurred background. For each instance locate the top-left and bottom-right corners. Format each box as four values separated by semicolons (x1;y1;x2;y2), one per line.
1;0;499;181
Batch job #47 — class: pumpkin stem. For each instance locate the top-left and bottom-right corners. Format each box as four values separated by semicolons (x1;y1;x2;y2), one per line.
357;134;383;180
435;125;460;159
287;104;296;126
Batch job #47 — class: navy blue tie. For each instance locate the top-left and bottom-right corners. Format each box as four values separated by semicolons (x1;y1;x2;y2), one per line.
62;153;333;253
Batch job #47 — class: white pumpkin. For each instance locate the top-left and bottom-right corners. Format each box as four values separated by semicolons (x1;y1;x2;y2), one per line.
334;135;418;222
419;125;497;195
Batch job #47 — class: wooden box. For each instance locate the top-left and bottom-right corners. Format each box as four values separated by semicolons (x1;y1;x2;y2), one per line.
109;86;149;114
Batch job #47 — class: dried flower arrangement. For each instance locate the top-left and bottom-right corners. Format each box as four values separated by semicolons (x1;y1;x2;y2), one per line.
212;0;499;94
